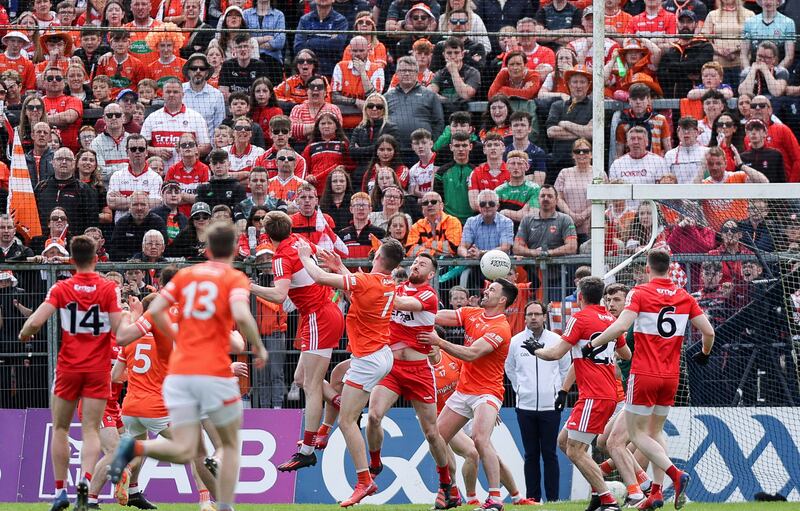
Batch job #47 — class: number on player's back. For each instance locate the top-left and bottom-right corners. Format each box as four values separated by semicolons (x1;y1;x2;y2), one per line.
183;281;219;320
62;302;107;336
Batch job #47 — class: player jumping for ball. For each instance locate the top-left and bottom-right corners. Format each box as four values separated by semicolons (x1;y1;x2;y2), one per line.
583;250;715;510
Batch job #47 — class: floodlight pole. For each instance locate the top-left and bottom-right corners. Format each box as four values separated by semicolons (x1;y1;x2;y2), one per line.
590;0;606;277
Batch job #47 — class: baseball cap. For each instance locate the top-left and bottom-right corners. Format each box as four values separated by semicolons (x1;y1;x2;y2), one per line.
0;270;17;286
745;118;767;131
117;88;138;102
582;7;592;17
191;202;211;218
161;180;181;192
678;10;697;21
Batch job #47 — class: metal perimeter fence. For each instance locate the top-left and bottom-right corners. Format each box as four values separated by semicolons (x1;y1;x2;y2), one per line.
0;254;798;410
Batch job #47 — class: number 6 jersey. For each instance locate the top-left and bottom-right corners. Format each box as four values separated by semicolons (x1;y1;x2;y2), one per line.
45;272;122;373
625;277;704;378
160;261;251;377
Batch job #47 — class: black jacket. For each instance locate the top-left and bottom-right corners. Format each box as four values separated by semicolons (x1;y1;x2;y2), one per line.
25;149;55;188
195;177;247;210
741;147;786;183
657;39;715;99
109;213;168;261
165;227;207;261
34;176;97;235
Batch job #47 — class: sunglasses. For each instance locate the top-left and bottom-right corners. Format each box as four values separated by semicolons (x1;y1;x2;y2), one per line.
721;227;738;233
193;213;211;220
307;83;325;91
751;103;769;109
449;18;468;25
45;75;64;82
189;66;208;72
105;112;123;118
179;142;197;148
277;155;295;161
50;216;67;221
367;103;384;110
234;125;252;132
573;148;591;155
271;128;290;135
26;104;43;111
253;216;265;222
128;146;147;153
296;58;314;65
411;14;428;20
717;122;735;128
479;201;497;208
420;199;439;206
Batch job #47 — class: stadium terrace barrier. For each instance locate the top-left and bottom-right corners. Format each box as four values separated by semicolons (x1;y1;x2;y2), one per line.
0;407;798;504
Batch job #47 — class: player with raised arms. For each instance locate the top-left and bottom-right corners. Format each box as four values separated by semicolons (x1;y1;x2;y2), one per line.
363;253;459;509
583;249;715;510
252;210;346;471
19;235;125;511
293;236;406;507
417;278;518;511
527;276;632;511
108;221;267;511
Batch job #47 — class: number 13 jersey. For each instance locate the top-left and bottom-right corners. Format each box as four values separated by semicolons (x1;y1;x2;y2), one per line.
626;277;703;378
160;261;250;377
46;272;121;373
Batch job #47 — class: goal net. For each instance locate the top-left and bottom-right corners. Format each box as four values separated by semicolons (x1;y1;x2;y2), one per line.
591;183;800;502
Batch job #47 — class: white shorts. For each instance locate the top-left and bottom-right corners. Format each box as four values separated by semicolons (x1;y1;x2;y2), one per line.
304;348;333;358
445;391;502;420
122;415;170;437
162;375;242;427
343;346;393;393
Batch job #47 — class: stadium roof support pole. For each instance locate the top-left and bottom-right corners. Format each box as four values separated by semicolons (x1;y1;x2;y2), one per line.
590;0;606;277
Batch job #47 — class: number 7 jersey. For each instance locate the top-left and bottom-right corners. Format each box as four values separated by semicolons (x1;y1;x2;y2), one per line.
626;277;704;378
160;261;251;377
45;272;122;373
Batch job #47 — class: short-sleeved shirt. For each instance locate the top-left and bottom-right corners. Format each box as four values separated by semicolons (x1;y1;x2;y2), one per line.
408;159;437;194
45;272;121;373
434;351;461;414
743;12;796;56
546;97;592;159
608;152;670;185
562;304;622;400
342;271;396;357
626;7;677;35
535;2;581;30
468;163;509;191
165;160;210;217
389;282;438;354
462;213;515;251
43;94;83;151
119;328;169;418
525;44;555;71
219;57;271;95
94;54;148;97
615;110;673;156
515;210;577;251
272;233;333;316
455;306;511;400
160;261;250;377
140;105;211;168
496;180;540;212
432;65;481;101
626;277;704;377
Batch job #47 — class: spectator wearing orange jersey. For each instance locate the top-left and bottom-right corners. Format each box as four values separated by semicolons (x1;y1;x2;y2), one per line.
604;0;632;36
145;24;186;94
276;50;332;105
94;30;148;97
406;191;462;257
125;0;164;67
332;36;385;129
345;12;389;69
267;147;305;206
0;32;35;92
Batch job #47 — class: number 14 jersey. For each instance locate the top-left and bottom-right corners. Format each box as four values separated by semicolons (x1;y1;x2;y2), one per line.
46;272;121;373
160;261;250;377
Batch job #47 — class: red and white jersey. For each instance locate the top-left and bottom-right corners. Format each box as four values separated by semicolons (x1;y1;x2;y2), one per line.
408;158;437;194
140;105;210;168
226;144;266;173
562;304;624;400
389;282;438;354
107;167;163;221
272;233;333;316
165;160;210;216
45;272;121;373
626;277;704;377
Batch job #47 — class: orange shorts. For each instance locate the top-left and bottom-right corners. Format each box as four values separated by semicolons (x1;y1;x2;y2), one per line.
378;358;436;404
53;370;110;401
294;301;344;351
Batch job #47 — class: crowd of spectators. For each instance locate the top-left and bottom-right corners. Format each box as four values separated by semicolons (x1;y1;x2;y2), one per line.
1;0;800;407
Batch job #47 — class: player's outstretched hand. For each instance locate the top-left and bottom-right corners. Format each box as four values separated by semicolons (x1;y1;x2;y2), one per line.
253;345;268;369
128;295;143;319
522;339;544;356
417;330;443;347
318;249;343;272
554;390;568;411
692;350;711;365
230;361;249;377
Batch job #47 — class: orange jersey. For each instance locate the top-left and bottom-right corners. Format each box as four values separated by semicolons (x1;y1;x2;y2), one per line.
605;10;632;34
267;174;305;202
343;41;388;69
160;261;250;377
341;271;396;357
433;351;461;414
119;316;171;418
0;53;35;91
125;19;163;67
35;58;70;79
149;56;187;94
455;307;511;400
94;54;148;97
701;172;749;231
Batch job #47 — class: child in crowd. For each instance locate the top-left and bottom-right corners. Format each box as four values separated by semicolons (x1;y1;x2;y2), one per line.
89;75;113;109
136;78;160;106
433;111;483;166
615;82;672;157
408;128;437;198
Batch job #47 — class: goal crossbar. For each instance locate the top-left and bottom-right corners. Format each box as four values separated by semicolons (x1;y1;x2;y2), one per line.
588;183;800;201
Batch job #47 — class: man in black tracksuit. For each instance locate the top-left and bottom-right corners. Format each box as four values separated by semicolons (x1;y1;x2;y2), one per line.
33;147;97;236
195;149;247;210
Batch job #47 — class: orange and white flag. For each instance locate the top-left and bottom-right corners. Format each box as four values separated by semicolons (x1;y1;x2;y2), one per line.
6;134;41;241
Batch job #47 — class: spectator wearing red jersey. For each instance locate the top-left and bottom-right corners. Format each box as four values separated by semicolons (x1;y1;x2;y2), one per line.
0;32;35;92
250;77;283;145
95;30;148;97
744;95;800;182
361;134;409;193
468;133;509;212
253;115;308;179
42;67;83;153
516;17;555;78
338;192;386;259
625;0;677;51
301;112;354;195
165;132;210;217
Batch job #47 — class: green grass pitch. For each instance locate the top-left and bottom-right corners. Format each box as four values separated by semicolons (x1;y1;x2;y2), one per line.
2;503;798;511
